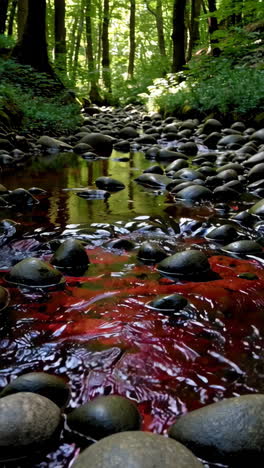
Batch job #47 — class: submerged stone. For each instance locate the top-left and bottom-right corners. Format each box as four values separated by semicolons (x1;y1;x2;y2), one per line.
175;185;213;202
157;250;211;278
80;133;114;156
134;174;171;189
72;431;203;468
67;395;141;440
168;394;264;465
206;224;238;243
95;177;125;191
0;286;10;311
0;372;70;408
6;257;64;287
147;294;188;313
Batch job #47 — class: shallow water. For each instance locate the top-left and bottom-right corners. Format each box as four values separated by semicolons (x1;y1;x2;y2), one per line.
1;149;264;467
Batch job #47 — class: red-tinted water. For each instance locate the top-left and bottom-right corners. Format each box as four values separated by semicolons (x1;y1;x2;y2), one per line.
1;152;264;467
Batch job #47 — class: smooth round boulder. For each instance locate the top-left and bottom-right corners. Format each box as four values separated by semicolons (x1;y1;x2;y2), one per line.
0;392;61;460
51;239;89;269
206;224;238;243
157;250;211;278
222;240;262;255
119;126;139;140
248;163;264;182
95;177;125;191
0;286;10;311
134;174;171;189
147;294;188;313
137;241;167;263
80;133;113;157
0;372;70;408
8;188;39;207
67;395;141;440
249;199;264;216
177;142;198;156
143;165;164;175
202;118;222;134
168;394;264;465
174;169;204;181
6;257;64;287
72;431;203;468
175;185;213;202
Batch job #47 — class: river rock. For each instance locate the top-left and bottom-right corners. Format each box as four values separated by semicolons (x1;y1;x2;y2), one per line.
134;174;171;189
248;163;264;182
218;134;246;148
206;224;238;243
143;165;164;175
0;372;70;408
0;286;10;311
202;118;223;134
119;126;139;139
67;395;141;439
203;132;222;149
157;149;187;161
222;240;262;255
73;143;93;154
0;392;61;460
249;199;264;216
72;431;203;468
37;135;72;152
174;169;204;181
95;177;125;191
51;239;89;269
175;185;213;202
177;142;198;156
168;394;264;465
6;257;64;287
147;294;188;313
250;129;264;144
80;133;114;156
243;152;264;168
137;241;167;263
157;250;211;278
113;140;131;152
77;189;110;199
8;188;39;207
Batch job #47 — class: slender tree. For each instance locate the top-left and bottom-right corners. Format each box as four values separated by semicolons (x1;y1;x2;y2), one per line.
146;0;166;59
8;0;17;36
171;0;187;72
187;0;201;60
102;0;111;93
72;0;85;82
0;0;9;34
54;0;67;73
208;0;219;55
85;0;101;102
127;0;136;79
17;0;28;41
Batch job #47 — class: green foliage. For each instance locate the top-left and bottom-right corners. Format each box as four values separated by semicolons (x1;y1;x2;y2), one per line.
0;57;81;133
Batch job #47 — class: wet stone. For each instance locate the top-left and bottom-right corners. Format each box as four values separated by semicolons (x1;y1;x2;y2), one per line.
6;257;64;287
175;185;213;202
147;293;188;314
0;286;10;311
222;240;262;255
206;224;238;243
95;177;125;191
137;241;167;263
168;394;264;466
134;174;171;189
51;239;89;269
72;431;203;468
249;199;264;216
80;133;114;157
157;250;211;279
0;392;61;461
77;189;110;199
67;395;141;440
143;165;164;175
0;372;70;408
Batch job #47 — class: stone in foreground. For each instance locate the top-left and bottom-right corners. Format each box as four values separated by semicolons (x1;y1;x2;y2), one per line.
72;431;203;468
0;392;61;461
67;395;141;440
168;394;264;465
157;250;211;279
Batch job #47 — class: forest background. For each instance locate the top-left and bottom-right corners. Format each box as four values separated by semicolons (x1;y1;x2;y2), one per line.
0;0;263;134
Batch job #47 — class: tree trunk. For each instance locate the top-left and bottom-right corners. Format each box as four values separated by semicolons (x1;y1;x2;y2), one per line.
171;0;187;73
127;0;136;79
0;0;9;34
102;0;111;93
8;0;17;36
85;0;101;103
17;0;28;41
208;0;220;56
55;0;67;73
12;0;54;75
72;0;85;82
68;15;78;75
156;0;166;58
187;0;201;60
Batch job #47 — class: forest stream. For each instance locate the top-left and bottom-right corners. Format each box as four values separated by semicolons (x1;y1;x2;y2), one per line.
1;107;264;467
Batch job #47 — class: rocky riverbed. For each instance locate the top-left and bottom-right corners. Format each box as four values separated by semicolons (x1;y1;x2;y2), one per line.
0;106;264;466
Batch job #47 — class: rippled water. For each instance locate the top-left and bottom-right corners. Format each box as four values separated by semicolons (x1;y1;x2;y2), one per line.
1;150;264;467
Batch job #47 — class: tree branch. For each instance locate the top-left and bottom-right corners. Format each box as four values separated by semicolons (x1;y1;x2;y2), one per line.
145;0;157;18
